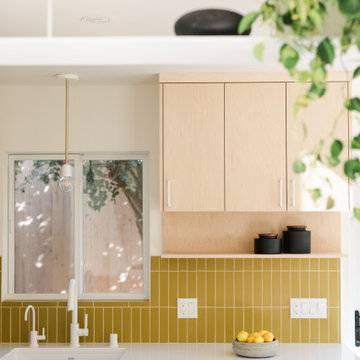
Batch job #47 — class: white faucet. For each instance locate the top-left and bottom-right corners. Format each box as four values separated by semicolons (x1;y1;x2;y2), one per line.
67;278;88;347
24;305;46;347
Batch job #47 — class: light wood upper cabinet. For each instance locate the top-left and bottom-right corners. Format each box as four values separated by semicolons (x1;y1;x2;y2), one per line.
162;83;225;211
287;82;349;211
225;83;286;211
160;74;350;213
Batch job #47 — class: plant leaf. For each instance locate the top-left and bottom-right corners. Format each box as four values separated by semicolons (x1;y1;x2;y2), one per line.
293;70;311;82
345;97;360;112
293;158;306;173
253;42;265;62
357;29;360;51
308;83;326;100
313;139;325;155
301;122;308;140
327;156;340;167
308;8;323;30
279;44;300;70
331;139;343;158
309;188;322;201
312;66;327;88
354;67;360;79
339;0;360;18
238;12;259;34
297;95;309;107
275;17;285;32
326;196;335;210
316;37;335;64
341;34;352;53
344;158;360;180
352;134;360;149
354;207;360;221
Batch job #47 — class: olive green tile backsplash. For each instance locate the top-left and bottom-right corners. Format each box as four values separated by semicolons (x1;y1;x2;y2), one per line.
0;256;340;343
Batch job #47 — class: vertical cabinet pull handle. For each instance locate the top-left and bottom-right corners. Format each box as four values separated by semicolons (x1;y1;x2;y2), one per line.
167;180;171;208
279;179;283;208
292;179;296;207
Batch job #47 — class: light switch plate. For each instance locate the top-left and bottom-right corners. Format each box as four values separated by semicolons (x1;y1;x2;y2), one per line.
290;298;327;319
177;298;198;319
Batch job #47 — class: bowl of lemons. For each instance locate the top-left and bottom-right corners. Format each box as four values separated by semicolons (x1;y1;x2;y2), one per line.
232;330;279;358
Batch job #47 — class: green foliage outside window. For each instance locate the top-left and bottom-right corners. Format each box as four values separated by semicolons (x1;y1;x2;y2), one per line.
14;159;143;238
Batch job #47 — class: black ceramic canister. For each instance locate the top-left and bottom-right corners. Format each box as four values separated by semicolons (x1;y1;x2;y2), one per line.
283;225;311;253
254;233;282;254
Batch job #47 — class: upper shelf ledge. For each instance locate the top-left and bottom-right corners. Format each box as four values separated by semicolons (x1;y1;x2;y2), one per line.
161;253;348;259
0;37;357;70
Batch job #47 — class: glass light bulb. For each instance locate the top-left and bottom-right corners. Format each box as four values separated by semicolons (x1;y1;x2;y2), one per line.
59;163;73;192
59;176;74;192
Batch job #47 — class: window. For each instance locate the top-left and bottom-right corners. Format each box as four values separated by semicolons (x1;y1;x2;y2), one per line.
3;153;149;301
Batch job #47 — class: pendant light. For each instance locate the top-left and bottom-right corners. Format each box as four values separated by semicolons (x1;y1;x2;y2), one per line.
55;73;79;192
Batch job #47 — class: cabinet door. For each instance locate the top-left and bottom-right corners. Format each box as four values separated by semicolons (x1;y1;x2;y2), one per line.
225;83;286;211
287;82;349;211
163;84;225;211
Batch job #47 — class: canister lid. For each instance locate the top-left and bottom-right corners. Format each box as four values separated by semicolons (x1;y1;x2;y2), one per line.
258;233;278;238
287;225;306;230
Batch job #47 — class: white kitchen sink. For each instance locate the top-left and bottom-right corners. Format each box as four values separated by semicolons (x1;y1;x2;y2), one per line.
1;347;126;360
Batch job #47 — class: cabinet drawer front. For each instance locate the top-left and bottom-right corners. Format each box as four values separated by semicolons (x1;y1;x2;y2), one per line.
225;83;286;211
163;84;225;211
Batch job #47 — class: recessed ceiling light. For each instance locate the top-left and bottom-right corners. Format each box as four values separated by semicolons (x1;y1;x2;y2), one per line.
81;16;111;24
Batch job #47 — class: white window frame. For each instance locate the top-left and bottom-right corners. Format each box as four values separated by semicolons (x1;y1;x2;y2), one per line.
2;152;150;301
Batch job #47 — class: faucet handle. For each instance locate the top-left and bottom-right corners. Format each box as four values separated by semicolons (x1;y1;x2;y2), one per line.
37;328;46;341
84;314;88;329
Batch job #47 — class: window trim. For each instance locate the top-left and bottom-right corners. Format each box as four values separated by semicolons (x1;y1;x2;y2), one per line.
2;152;150;301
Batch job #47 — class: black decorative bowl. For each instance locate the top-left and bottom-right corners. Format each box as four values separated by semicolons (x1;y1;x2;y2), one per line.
174;9;251;36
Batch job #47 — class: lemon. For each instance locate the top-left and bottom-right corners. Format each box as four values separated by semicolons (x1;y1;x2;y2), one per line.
254;335;264;343
263;332;274;342
259;330;268;336
250;332;260;338
236;331;249;342
246;335;255;343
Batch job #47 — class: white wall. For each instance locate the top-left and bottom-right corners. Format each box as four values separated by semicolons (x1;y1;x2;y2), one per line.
0;84;162;255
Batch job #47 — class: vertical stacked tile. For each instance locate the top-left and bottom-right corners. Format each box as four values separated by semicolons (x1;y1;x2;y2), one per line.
0;256;340;343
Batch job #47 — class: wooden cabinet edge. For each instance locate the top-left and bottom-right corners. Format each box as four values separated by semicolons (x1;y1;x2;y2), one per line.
159;83;164;211
159;71;351;84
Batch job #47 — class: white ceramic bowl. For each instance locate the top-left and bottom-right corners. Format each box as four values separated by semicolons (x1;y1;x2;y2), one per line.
232;339;280;358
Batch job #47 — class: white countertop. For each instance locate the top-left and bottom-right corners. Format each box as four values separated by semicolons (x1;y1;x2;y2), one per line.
0;343;358;360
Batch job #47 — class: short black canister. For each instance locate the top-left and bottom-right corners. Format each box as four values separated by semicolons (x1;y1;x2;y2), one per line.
283;225;311;253
254;233;282;254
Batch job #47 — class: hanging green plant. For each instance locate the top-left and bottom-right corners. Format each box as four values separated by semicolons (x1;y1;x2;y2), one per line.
239;0;360;219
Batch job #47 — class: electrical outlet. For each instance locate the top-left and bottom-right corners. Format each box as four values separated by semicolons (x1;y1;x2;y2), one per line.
177;298;198;319
290;298;327;319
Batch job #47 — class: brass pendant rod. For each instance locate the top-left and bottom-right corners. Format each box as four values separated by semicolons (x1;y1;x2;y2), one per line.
65;79;69;164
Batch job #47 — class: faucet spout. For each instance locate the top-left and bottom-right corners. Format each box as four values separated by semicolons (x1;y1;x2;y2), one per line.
68;278;77;324
67;278;88;347
24;305;36;332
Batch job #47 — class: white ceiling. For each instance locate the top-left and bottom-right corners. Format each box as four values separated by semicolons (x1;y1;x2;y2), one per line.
0;0;47;36
0;0;261;37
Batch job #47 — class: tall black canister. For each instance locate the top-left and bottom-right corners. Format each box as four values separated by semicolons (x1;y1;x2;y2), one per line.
283;225;311;253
